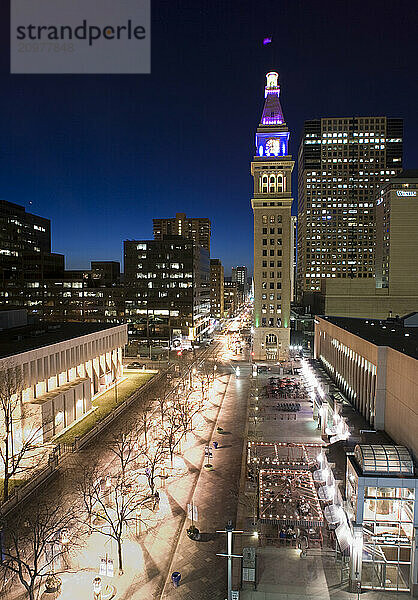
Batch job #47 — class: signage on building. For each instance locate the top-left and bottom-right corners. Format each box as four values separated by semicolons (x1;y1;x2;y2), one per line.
396;190;416;197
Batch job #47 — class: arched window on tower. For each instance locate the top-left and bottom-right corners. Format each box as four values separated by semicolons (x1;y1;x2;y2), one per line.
277;174;283;193
269;175;275;193
266;333;277;345
262;175;268;194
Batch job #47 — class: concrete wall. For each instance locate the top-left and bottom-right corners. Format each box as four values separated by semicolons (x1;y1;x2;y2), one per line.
384;348;418;462
315;317;418;460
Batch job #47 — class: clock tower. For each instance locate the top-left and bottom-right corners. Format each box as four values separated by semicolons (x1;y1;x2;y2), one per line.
251;72;294;362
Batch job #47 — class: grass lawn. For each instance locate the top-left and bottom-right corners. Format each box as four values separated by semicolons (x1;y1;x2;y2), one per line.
0;478;25;499
55;372;154;445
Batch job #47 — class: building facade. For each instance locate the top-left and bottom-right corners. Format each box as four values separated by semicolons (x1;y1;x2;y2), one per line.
346;445;418;595
210;259;224;318
224;280;238;318
0;200;65;316
232;266;249;300
0;317;127;443
153;213;211;252
314;314;418;458
124;236;210;347
297;117;403;301
251;72;294;361
319;170;418;318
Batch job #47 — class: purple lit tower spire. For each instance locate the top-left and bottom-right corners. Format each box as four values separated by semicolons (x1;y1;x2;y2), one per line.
256;72;289;158
261;72;284;125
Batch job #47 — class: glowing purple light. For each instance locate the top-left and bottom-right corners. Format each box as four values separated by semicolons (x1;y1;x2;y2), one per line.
262;118;283;125
263;37;272;45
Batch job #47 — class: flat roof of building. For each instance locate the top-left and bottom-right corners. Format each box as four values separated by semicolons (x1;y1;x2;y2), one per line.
0;322;124;360
318;315;418;360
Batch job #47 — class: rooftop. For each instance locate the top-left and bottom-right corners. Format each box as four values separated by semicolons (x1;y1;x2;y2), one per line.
0;322;124;360
354;444;414;477
319;315;418;360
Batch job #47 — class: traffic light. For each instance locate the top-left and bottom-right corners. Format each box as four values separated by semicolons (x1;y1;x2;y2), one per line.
177;350;182;356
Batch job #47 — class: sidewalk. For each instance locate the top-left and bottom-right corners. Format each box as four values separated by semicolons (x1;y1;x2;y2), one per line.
4;364;233;600
161;363;250;600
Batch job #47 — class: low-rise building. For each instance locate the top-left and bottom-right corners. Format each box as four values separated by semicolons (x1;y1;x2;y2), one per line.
314;314;418;458
0;313;127;443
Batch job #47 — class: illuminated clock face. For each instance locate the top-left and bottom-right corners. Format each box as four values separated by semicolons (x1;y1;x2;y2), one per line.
266;138;281;156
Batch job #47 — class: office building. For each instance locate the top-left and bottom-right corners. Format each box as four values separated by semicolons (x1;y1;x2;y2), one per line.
124;236;210;347
224;280;238;318
251;72;294;361
297;117;403;301
91;261;121;287
0;311;127;442
0;200;65;315
320;170;418;318
291;215;297;302
232;266;249;305
153;213;211;252
43;264;124;324
210;259;224;318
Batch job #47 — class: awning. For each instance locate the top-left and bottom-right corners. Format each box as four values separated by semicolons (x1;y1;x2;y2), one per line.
335;522;352;553
324;504;343;526
318;486;334;502
313;469;326;483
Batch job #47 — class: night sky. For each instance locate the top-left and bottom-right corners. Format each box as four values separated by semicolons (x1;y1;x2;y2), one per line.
0;0;417;274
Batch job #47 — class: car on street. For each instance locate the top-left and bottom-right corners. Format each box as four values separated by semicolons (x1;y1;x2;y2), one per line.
127;362;144;369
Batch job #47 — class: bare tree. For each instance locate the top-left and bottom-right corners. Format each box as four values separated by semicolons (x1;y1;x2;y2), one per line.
200;359;217;387
161;403;184;467
77;473;151;574
0;365;47;503
109;422;141;482
137;400;153;449
176;392;201;435
0;501;80;600
141;439;167;496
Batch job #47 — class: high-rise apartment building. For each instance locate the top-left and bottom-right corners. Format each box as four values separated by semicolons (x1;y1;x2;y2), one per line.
210;259;224;318
251;72;294;361
153;213;211;252
297;117;403;301
124;236;210;347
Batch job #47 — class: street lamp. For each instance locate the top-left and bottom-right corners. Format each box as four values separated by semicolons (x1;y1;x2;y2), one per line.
217;521;257;600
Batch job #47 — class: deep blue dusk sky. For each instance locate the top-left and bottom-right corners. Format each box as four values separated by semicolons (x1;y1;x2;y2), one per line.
0;0;417;274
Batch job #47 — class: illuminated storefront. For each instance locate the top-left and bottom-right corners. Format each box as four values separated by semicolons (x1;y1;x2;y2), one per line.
346;445;418;595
